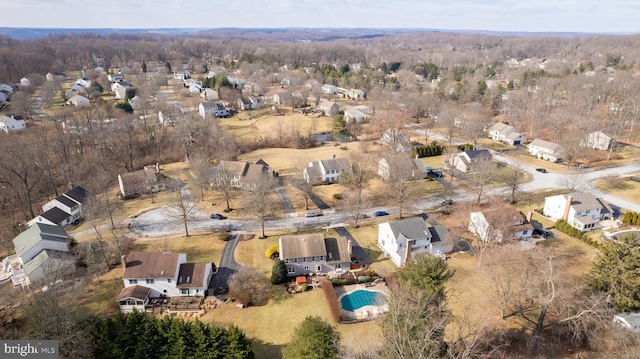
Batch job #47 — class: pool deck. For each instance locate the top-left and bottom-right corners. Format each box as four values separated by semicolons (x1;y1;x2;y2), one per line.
335;282;390;322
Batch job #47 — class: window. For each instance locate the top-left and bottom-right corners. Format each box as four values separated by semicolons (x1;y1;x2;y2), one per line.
311;256;315;262
317;265;322;271
303;257;306;263
146;279;154;284
304;265;309;270
294;258;298;263
285;259;289;264
167;279;172;283
128;279;138;285
288;267;295;273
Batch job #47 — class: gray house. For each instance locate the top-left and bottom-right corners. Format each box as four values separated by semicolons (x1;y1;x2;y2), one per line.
279;233;352;277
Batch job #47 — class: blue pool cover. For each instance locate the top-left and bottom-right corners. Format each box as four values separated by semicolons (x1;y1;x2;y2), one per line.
340;290;386;312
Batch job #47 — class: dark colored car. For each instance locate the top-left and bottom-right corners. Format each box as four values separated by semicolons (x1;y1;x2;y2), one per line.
441;199;454;206
210;213;227;220
536;168;548;173
374;210;389;217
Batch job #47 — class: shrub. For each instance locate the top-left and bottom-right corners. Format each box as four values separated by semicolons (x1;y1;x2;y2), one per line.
331;278;346;286
333;193;343;200
265;245;280;259
554;219;602;249
301;283;308;292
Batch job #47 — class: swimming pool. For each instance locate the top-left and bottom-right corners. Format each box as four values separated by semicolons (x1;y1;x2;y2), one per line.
340;290;386;312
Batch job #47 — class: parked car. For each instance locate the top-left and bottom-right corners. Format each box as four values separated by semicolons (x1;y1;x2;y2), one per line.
536;168;548;173
210;213;227;220
533;228;552;237
441;199;454;206
305;211;320;217
374;210;389;217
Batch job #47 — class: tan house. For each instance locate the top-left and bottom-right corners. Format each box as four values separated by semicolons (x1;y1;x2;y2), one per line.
212;159;274;189
528;139;565;162
449;149;493;173
317;101;339;117
278;233;352;277
118;164;166;197
580;131;614;151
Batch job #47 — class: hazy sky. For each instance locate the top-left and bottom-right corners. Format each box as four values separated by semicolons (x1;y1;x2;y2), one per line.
1;0;638;34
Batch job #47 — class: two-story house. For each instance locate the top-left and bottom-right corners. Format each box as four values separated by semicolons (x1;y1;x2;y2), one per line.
468;205;534;242
303;156;350;183
117;251;213;313
118;164;166;197
543;192;613;231
12;223;75;286
278;233;352;277
449;149;493;173
377;217;453;267
528;139;566;162
28;186;90;227
111;81;134;100
378;155;427;181
344;107;367;124
487;122;527;145
580;131;614;151
317;101;339;117
212;160;273;189
0;115;26;133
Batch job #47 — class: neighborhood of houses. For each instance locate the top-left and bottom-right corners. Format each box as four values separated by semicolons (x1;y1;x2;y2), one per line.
0;59;638;336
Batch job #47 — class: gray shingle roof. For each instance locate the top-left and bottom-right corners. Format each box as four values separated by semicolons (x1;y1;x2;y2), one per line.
13;223;68;259
387;217;430;240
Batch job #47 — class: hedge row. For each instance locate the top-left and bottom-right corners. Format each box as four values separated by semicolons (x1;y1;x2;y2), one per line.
554;219;603;249
320;278;342;323
412;144;444;158
623;211;640;225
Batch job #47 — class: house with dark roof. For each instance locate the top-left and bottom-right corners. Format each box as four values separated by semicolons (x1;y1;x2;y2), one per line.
278;233;352;277
378;155;427;181
117;251;213;309
28;186;91;227
469;205;534;242
118;164;166;197
377;217;453;267
543;192;613;232
0;115;26;133
11;223;75;286
303;156;350;183
449;149;493;173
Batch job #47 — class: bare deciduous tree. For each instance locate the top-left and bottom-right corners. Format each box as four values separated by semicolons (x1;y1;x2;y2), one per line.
247;175;278;239
167;182;196;237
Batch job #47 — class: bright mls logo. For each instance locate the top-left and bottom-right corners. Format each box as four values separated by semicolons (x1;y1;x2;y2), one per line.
1;341;58;358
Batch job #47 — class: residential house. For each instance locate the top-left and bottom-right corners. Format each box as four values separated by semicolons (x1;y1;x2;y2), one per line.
344;107;367;123
528;139;565;162
199;102;228;118
12;223;75;286
580;131;614;151
380;128;410;147
158;110;174;127
212;160;273;189
20;77;30;87
321;84;338;95
108;73;124;82
28;186;91;227
129;95;144;110
118;164;166;197
304;79;320;90
273;92;292;105
278;233;352;277
173;71;191;80
70;83;85;93
0;115;26;133
346;88;366;100
111;81;133;100
76;78;91;88
377;217;453;267
303;156;350;183
188;81;203;94
46;72;66;82
468;205;534;242
0;83;14;94
487;122;527;145
449;149;493;173
614;313;640;332
200;88;219;101
117;251;213;312
66;95;90;107
237;96;259;111
543;192;613;232
317;101;339;117
378;156;427;180
0;91;8;103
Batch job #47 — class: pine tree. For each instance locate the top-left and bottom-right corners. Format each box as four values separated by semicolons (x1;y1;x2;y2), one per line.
272;259;288;284
282;316;341;359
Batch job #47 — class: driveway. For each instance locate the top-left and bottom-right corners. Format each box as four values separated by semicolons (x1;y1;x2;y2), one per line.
208;234;242;293
333;226;371;266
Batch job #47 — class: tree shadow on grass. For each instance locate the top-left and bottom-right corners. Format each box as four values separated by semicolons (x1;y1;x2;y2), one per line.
251;338;284;359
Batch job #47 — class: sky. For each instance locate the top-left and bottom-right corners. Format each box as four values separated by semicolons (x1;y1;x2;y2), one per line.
1;0;638;34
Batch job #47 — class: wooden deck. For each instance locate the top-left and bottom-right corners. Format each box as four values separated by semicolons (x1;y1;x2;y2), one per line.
146;296;203;314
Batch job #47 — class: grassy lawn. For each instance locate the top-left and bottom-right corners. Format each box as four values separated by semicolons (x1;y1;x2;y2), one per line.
507;148;572;173
592;174;640;204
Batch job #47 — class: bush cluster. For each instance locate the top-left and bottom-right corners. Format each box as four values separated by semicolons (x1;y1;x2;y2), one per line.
412;144;444;158
623;211;640;225
554;219;602;249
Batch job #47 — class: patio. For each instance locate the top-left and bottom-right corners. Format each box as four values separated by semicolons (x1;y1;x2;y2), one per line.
146;296;203;314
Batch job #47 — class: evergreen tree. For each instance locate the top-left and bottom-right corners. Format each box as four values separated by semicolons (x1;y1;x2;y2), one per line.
590;234;640;311
141;60;147;73
272;259;288;284
282;316;341;359
395;253;454;295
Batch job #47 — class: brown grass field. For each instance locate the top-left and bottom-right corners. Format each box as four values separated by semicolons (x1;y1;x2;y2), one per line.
592;173;640;204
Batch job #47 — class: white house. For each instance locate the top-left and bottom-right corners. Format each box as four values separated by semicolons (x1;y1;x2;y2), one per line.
303;156;350;183
487;122;527;145
120;251;213;299
543;192;613;232
346;88;366;100
278;233;352;277
188;81;203;94
468;205;533;242
321;84;338;95
111;81;133;100
66;95;90;107
528;139;565;162
0;83;14;93
46;72;66;82
12;223;75;286
158;110;174;127
20;77;31;87
344;107;367;123
380;128;410;147
449;149;493;173
378;156;427;181
580;131;614;151
199;102;229;118
200;88;219;100
76;78;91;88
129;95;144;110
378;217;453;267
173;71;191;80
0;115;26;133
28;186;90;227
614;312;640;332
317;101;339;117
108;73;124;82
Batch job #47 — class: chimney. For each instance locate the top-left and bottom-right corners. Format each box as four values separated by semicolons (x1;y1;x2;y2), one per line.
563;195;573;222
347;239;353;257
121;255;127;270
526;211;533;223
403;240;413;266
